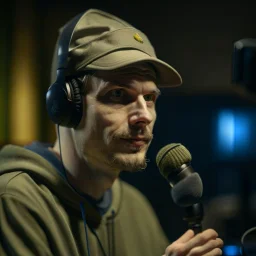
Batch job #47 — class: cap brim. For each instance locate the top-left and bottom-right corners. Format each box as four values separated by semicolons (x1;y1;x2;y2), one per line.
85;50;182;87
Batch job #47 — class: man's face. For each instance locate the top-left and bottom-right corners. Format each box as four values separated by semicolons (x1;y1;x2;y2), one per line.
73;66;160;174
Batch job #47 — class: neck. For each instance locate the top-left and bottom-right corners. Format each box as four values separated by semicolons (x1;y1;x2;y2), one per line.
52;131;119;200
64;164;117;200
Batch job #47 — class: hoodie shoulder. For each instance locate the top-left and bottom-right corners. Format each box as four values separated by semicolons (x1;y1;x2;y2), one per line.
0;144;58;198
0;171;24;196
0;170;45;201
0;144;55;172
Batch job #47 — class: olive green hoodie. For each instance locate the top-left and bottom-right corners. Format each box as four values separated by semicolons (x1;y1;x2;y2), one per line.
0;144;169;256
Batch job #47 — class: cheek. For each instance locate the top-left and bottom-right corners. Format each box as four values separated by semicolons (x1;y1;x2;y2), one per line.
96;106;127;139
148;109;157;126
151;109;157;119
153;113;157;125
96;104;127;124
96;112;116;127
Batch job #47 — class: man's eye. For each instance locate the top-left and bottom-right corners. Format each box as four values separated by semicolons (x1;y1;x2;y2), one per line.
144;94;156;102
110;89;125;101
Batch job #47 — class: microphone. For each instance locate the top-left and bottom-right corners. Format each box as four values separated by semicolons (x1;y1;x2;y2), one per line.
156;143;204;234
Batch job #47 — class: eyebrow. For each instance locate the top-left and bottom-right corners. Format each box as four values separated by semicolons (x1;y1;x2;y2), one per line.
103;81;162;96
153;88;161;96
146;88;162;97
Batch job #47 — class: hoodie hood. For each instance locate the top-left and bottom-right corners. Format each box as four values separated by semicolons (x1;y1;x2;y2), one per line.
0;144;122;228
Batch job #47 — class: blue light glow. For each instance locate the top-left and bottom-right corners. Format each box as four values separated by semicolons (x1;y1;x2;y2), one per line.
217;110;235;157
223;245;240;256
216;110;250;159
234;113;250;156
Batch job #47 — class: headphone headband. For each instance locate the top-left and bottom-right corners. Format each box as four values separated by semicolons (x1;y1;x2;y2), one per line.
57;12;84;70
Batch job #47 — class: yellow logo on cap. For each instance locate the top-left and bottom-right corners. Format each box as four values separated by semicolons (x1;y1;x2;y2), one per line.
133;33;143;43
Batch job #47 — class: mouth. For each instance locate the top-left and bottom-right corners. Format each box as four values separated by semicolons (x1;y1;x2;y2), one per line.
120;137;150;147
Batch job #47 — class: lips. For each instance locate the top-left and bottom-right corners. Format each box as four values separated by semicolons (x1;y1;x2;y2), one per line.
121;137;150;147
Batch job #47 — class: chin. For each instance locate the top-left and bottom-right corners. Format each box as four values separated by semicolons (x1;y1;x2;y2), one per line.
110;151;147;172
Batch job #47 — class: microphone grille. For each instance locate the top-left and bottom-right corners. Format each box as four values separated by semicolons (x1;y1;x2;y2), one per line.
156;143;192;179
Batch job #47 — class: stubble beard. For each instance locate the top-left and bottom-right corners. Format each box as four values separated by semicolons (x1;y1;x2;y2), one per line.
109;151;148;172
107;140;152;172
83;128;153;172
106;129;153;172
81;139;150;173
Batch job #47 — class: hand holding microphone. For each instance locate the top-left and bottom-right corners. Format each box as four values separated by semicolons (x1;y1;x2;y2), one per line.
156;143;224;256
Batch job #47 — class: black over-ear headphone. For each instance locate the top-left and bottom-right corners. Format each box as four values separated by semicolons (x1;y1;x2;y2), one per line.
46;12;85;128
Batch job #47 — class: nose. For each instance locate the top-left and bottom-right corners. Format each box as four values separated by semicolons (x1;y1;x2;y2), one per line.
129;95;154;128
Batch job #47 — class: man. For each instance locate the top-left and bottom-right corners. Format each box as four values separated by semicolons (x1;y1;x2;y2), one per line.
0;9;223;256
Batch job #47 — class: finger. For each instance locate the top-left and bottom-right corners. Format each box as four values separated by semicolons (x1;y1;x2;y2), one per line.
165;230;195;256
182;229;219;252
202;248;223;256
187;238;224;256
175;229;195;243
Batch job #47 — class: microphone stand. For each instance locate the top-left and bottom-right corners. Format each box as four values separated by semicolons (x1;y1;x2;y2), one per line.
183;202;204;235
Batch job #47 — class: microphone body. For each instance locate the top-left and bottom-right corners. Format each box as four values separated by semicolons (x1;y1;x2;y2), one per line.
166;163;195;187
156;143;204;234
183;203;204;234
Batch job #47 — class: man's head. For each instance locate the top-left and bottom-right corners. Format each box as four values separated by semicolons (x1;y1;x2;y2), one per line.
71;63;159;172
48;9;182;173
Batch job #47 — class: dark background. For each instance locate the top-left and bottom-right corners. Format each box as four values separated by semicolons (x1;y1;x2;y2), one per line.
2;1;256;254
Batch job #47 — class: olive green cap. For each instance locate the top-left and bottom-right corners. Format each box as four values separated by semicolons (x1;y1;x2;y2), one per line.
51;9;182;87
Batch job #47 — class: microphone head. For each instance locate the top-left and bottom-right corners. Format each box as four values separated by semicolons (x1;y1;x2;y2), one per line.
156;143;192;180
156;143;203;207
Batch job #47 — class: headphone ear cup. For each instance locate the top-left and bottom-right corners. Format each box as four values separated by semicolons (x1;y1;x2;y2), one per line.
46;78;73;127
67;78;83;128
46;74;83;128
